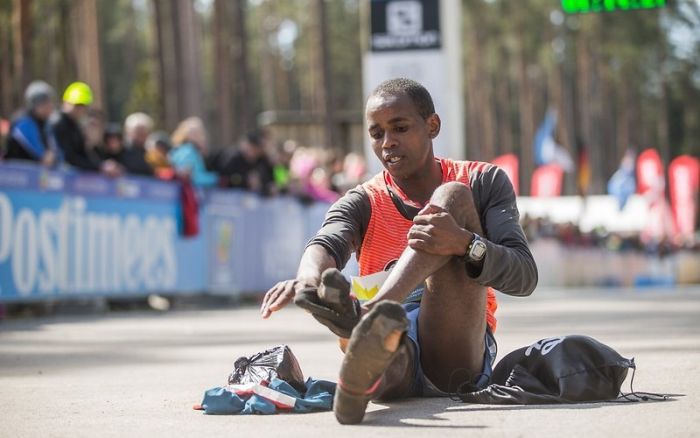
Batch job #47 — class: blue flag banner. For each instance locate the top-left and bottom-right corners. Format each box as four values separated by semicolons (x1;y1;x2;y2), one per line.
607;150;637;210
534;110;557;166
534;109;573;171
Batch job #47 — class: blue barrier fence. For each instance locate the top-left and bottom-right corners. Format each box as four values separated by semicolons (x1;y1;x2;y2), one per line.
0;163;335;303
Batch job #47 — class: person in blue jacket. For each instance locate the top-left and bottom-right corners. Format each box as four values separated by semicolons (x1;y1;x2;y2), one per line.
169;117;217;187
3;80;62;167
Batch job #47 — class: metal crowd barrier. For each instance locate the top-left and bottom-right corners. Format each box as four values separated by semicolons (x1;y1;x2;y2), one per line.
0;162;332;302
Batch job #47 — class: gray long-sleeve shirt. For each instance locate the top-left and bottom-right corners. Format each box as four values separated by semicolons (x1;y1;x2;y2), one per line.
308;163;538;297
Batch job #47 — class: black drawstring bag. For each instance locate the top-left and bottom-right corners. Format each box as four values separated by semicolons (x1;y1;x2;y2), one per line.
454;335;670;404
228;345;306;393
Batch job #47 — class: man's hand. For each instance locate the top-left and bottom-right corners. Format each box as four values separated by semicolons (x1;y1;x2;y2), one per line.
260;279;315;319
407;203;472;256
100;159;124;178
41;150;56;167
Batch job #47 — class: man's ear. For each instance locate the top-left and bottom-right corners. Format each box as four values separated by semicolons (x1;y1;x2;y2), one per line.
427;113;441;139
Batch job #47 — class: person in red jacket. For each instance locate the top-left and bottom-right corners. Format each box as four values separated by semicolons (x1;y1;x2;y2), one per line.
260;78;538;424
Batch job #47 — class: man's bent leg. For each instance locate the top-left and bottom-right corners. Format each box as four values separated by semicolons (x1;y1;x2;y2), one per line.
368;182;487;392
419;261;486;391
366;182;476;306
334;301;408;424
419;183;486;391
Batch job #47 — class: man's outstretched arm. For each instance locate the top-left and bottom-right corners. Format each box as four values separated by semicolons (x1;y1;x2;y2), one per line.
260;244;336;318
260;186;370;319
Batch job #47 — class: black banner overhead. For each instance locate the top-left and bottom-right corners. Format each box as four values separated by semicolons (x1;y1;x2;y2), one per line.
370;0;441;52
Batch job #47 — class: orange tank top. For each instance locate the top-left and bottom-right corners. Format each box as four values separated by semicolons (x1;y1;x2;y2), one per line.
358;158;498;332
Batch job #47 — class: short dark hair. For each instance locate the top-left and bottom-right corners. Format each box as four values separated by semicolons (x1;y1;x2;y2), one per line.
369;78;435;120
246;130;264;148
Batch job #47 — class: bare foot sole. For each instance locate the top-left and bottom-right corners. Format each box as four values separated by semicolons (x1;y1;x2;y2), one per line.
334;301;408;425
293;268;360;338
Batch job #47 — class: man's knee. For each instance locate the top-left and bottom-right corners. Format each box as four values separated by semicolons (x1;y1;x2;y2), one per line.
429;182;477;227
430;181;471;205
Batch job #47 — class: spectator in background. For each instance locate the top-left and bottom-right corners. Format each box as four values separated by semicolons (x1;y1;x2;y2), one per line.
307;165;340;203
53;81;120;176
332;151;368;193
4;80;61;167
0;119;9;151
145;131;174;179
84;108;106;152
271;139;298;194
121;112;154;176
288;146;341;203
96;123;126;163
169;117;217;187
210;131;275;196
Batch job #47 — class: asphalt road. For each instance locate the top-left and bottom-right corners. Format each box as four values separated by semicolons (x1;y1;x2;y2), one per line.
1;286;698;437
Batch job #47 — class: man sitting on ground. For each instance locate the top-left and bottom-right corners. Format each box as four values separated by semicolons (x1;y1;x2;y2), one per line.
260;78;538;424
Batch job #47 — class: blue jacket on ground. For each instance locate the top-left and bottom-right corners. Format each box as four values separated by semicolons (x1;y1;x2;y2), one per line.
199;378;336;415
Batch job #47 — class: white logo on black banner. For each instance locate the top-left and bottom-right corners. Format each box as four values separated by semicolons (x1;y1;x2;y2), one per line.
387;1;423;36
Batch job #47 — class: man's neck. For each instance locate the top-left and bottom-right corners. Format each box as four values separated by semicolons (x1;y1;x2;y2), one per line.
392;159;443;205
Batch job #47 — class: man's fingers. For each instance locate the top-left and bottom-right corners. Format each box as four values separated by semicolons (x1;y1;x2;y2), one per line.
417;203;444;215
261;281;290;318
408;239;429;252
260;283;281;313
268;281;295;311
407;228;432;241
413;214;433;225
268;293;291;313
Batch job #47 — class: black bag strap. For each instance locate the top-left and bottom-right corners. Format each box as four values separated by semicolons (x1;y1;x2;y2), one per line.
612;359;680;403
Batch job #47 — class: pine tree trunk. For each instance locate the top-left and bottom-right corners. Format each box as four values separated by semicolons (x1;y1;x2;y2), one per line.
11;0;33;107
259;0;276;112
153;0;180;131
464;14;483;159
213;0;234;147
516;25;535;195
599;62;616;181
0;14;13;116
314;0;338;149
232;0;252;134
495;46;514;156
616;78;630;160
176;0;203;121
70;0;104;112
588;17;605;193
57;2;77;90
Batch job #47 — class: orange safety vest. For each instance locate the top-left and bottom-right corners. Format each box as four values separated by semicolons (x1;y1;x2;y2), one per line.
357;158;498;332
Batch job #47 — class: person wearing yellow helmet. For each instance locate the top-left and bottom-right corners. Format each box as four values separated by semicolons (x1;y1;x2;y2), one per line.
51;81;121;176
63;81;94;106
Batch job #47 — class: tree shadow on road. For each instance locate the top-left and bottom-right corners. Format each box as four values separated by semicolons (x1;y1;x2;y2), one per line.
360;398;487;429
446;396;681;413
357;395;681;428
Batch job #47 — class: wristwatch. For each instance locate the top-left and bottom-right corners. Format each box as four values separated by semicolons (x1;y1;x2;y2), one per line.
464;233;487;263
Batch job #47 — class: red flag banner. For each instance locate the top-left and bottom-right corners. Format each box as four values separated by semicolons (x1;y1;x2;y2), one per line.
669;155;699;238
492;154;519;195
636;148;664;196
531;164;564;197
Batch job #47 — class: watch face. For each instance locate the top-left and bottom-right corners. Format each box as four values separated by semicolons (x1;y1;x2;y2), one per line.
470;240;487;261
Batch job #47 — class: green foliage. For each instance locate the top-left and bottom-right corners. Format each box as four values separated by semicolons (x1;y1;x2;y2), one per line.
123;60;160;122
98;0;152;122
